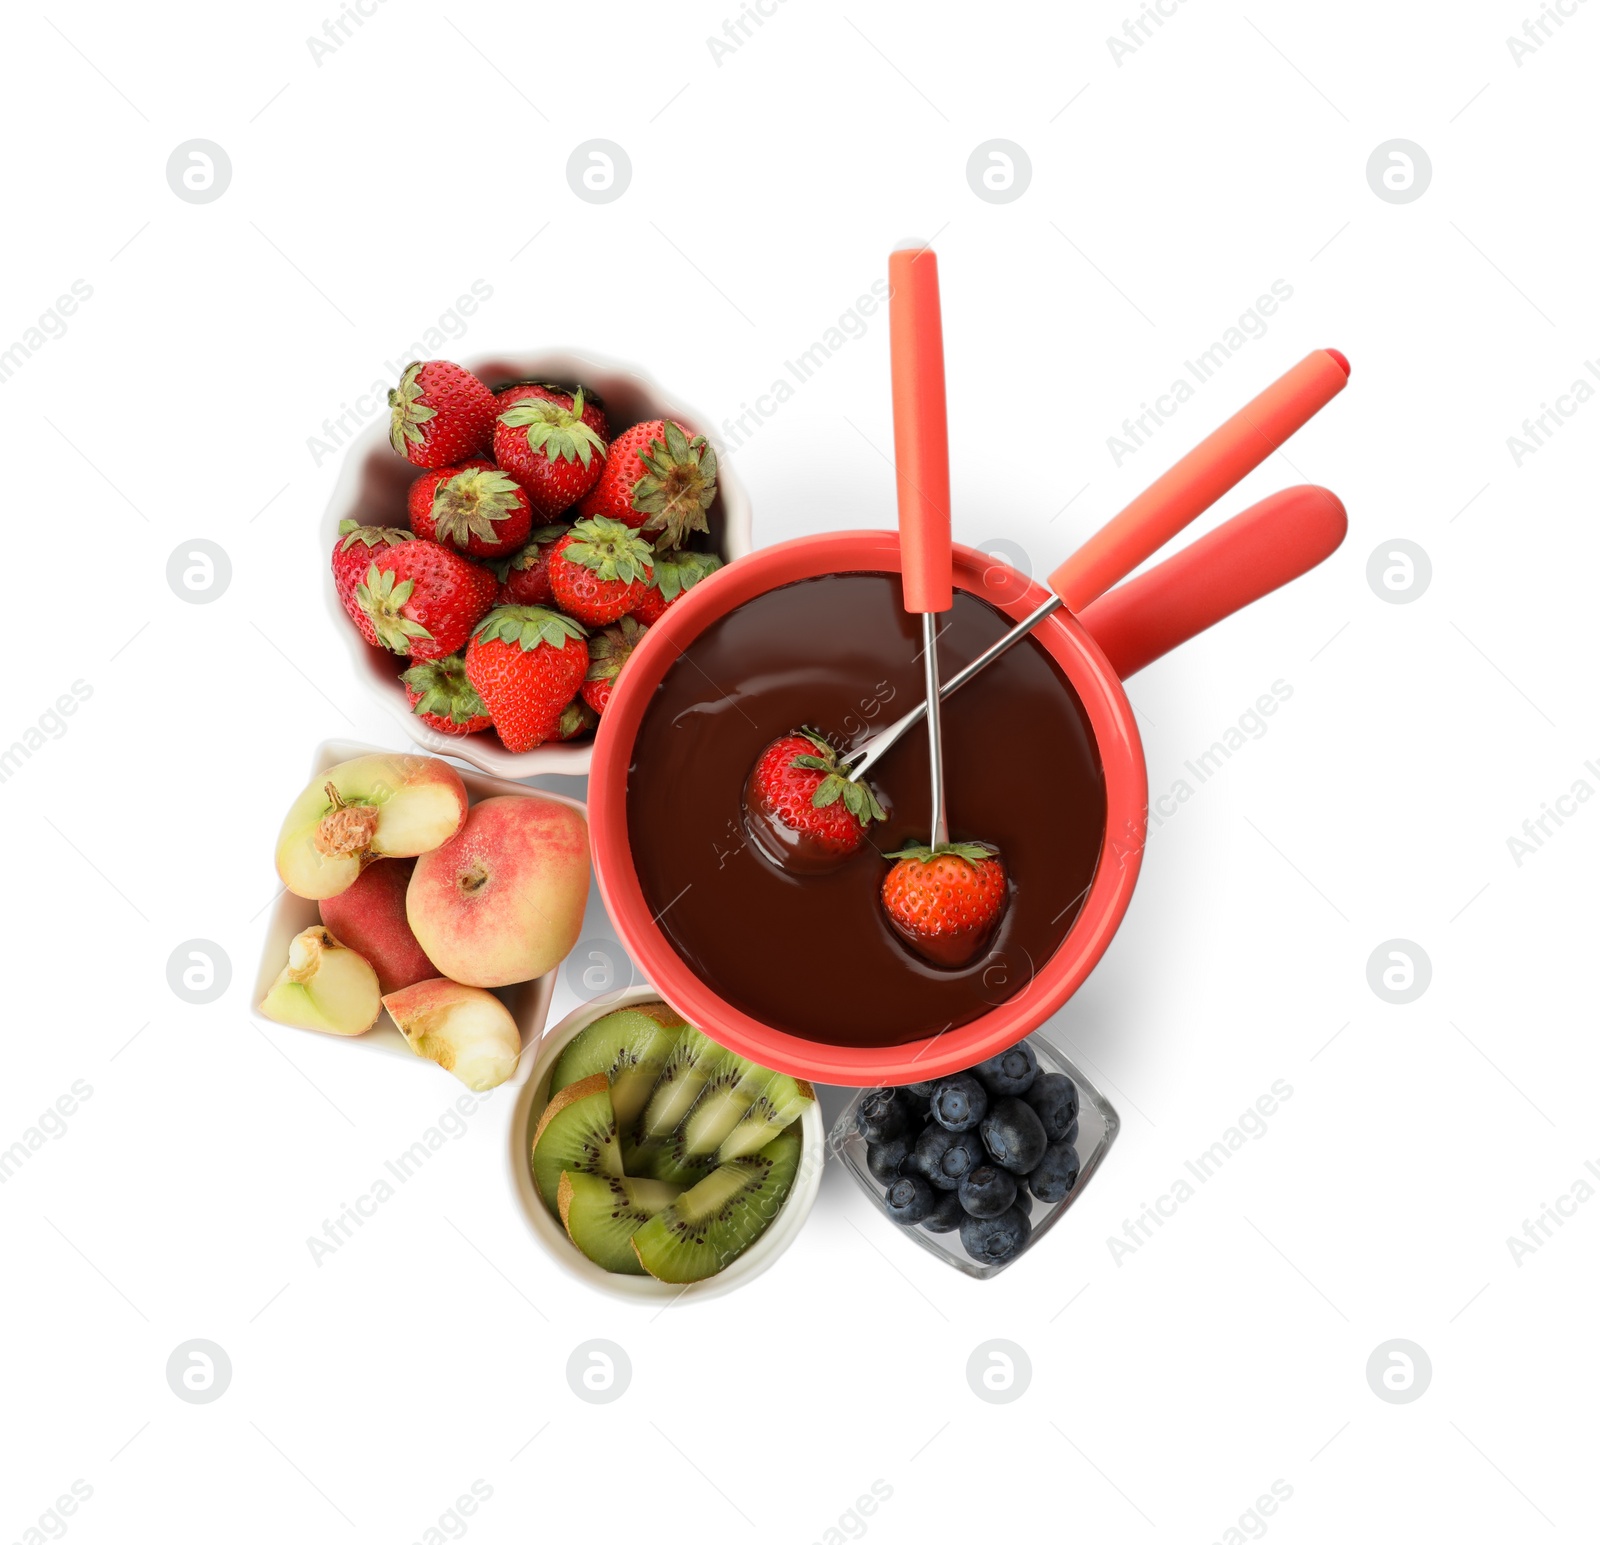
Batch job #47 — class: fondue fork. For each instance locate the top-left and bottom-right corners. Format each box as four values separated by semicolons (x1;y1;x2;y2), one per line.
887;244;954;846
845;347;1350;783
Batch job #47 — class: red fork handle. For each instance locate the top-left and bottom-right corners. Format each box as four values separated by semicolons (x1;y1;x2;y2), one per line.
888;247;953;614
1077;484;1347;679
1049;349;1350;614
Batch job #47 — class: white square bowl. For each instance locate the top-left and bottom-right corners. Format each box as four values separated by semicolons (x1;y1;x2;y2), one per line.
505;987;825;1302
250;739;585;1087
321;348;754;778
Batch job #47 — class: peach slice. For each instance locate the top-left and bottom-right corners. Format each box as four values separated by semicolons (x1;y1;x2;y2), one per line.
382;978;522;1091
259;926;382;1036
275;753;468;901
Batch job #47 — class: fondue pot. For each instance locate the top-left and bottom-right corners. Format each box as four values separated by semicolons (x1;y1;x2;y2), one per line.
590;346;1350;1085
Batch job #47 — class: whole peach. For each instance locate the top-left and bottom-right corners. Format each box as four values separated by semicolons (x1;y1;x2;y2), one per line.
318;858;437;995
407;795;589;987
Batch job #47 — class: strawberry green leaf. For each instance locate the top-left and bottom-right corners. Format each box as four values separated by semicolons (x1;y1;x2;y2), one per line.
788;729;884;824
387;362;436;454
557;697;598;739
487;526;569;582
498;386;607;468
841;779;888;825
796;727;839;761
812;776;845;809
356;562;433;653
401;653;488;724
630;420;718;550
851;786;889;831
807;772;884;824
650;548;723;603
585;616;645;682
339;522;412;552
885;841;997;865
430;467;525;546
473;605;588;652
563;516;655;586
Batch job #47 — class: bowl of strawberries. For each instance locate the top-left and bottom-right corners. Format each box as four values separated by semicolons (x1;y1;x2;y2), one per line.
324;350;752;776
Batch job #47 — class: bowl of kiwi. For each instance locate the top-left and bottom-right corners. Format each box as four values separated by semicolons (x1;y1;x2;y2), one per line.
509;986;825;1300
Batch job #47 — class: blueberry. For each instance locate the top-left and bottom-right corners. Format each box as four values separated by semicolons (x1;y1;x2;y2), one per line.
1022;1073;1079;1142
932;1131;983;1190
980;1096;1049;1174
910;1125;980;1190
884;1172;935;1224
866;1134;910;1184
1012;1183;1034;1216
902;1088;933;1123
975;1041;1038;1098
958;1164;1018;1219
906;1080;936;1096
919;1188;966;1233
1029;1141;1080;1202
907;1124;954;1181
929;1073;988;1132
959;1205;1032;1265
857;1087;911;1144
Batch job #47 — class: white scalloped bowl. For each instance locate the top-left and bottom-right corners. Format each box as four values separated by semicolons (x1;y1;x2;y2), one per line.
321;349;753;778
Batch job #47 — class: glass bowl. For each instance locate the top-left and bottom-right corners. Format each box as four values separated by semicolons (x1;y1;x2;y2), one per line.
828;1034;1119;1279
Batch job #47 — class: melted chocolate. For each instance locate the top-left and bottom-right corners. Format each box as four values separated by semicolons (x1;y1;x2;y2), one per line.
626;574;1107;1047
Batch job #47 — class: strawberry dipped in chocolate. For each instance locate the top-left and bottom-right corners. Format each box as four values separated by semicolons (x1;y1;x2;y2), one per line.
881;842;1008;969
742;730;886;875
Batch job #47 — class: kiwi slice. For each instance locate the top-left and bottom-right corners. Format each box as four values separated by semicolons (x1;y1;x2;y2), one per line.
636;1028;728;1141
678;1054;766;1156
531;1074;623;1212
549;1007;683;1129
630;1123;803;1283
625;1133;717;1189
715;1074;815;1162
558;1171;683;1275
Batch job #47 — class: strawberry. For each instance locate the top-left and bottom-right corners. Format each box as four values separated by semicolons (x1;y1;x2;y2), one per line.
744;730;886;869
490;525;570;607
880;843;1008;968
578;419;717;548
630;549;724;624
494;380;608;439
332;520;412;647
547;516;654;626
464;606;590;753
400;653;493;737
630;588;669;627
355;540;497;661
553;695;599;741
582;616;647;717
493;385;608;518
388;360;498;468
407;460;531;559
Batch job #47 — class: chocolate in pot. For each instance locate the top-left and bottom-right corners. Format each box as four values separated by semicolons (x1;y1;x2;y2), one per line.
626;574;1106;1047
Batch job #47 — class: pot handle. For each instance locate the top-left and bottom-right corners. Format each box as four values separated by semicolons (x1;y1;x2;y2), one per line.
1047;350;1348;613
1076;485;1346;680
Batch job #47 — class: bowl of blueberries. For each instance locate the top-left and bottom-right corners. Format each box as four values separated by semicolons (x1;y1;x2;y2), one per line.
830;1035;1119;1278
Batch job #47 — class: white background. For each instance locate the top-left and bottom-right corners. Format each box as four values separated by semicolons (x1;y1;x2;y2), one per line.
3;1;1596;1540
